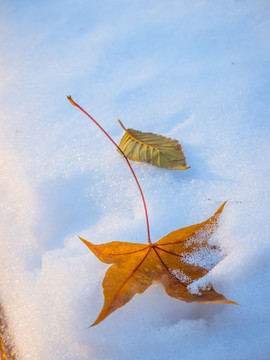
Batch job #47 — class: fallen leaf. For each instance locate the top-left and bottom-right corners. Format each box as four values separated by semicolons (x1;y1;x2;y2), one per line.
80;201;237;326
118;120;189;170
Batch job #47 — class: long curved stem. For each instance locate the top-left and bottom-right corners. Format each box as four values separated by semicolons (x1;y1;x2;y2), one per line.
67;95;152;245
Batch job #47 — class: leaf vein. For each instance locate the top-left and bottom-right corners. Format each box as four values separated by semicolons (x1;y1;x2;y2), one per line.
154;245;185;258
153;247;187;288
104;246;149;257
108;248;151;306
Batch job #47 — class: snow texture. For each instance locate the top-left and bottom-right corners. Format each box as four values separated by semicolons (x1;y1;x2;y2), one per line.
0;0;270;359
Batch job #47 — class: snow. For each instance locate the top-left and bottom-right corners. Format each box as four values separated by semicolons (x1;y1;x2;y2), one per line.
0;0;270;359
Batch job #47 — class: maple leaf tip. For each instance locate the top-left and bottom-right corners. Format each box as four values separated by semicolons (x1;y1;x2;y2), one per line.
214;200;228;216
90;318;101;327
78;236;91;246
229;300;239;305
87;320;99;328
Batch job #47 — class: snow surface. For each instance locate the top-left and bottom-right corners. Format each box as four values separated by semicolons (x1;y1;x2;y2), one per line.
0;0;270;359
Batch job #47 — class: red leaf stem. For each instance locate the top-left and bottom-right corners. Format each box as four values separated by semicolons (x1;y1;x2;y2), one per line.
67;96;152;245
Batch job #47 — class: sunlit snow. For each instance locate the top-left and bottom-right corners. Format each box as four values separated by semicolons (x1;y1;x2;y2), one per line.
0;1;270;359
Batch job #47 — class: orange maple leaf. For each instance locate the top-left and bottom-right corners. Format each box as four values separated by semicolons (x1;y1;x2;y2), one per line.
80;202;237;326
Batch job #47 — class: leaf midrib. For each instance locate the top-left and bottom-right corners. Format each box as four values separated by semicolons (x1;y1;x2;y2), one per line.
126;129;176;161
119;121;181;164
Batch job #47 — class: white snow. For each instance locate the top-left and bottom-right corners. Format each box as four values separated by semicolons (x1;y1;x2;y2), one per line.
1;0;270;359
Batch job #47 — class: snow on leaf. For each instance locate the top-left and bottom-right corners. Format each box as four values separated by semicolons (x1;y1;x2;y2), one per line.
80;201;237;326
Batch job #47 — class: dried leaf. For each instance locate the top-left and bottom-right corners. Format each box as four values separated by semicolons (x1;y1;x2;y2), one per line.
80;202;237;326
118;120;189;170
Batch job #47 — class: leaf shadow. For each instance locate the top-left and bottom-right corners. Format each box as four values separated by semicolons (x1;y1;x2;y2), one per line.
164;299;226;325
170;142;235;183
129;284;226;328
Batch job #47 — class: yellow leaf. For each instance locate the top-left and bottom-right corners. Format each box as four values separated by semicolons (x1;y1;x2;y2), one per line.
80;202;237;326
118;120;189;170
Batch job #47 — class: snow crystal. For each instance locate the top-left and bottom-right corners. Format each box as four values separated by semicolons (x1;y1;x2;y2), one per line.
170;269;191;284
